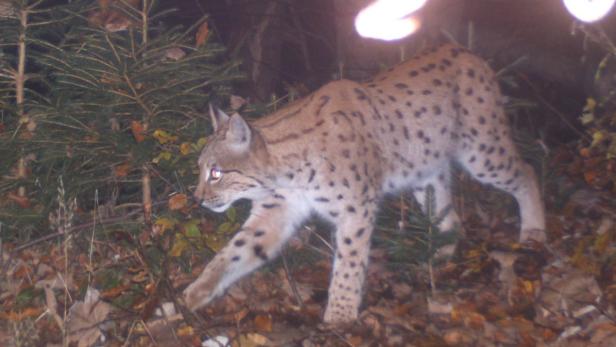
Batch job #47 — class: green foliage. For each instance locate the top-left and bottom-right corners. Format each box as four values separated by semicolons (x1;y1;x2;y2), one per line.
376;186;458;268
0;1;242;238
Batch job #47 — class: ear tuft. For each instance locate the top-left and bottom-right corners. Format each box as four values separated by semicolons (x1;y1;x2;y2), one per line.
209;104;230;132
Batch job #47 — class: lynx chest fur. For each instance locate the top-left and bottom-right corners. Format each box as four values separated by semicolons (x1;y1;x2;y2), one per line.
184;44;546;324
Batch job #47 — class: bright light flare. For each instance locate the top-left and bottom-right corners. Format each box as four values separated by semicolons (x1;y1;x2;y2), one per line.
355;0;427;41
563;0;615;22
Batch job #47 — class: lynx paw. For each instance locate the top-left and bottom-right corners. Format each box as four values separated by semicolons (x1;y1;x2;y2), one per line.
182;278;218;311
520;228;547;244
323;308;358;325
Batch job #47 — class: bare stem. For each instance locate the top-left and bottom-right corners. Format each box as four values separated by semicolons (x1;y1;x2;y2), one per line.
16;6;28;197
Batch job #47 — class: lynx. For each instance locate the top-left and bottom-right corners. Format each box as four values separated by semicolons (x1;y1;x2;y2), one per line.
183;44;546;324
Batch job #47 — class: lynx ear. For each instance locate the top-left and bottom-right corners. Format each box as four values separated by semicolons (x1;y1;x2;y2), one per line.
227;113;252;151
209;104;230;132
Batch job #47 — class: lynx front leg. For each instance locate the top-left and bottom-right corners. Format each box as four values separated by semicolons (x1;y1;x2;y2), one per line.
183;196;308;310
323;203;377;324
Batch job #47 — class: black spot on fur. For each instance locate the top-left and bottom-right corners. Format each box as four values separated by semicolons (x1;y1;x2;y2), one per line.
342;178;350;188
356;228;365;237
308;169;316;183
254;245;268;261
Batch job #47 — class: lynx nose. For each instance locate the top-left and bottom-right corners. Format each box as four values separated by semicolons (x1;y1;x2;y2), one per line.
193;191;205;207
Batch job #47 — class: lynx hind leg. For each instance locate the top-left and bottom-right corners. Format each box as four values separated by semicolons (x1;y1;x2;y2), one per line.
457;139;546;243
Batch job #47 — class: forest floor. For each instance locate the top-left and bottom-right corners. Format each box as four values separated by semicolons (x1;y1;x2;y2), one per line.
1;142;615;347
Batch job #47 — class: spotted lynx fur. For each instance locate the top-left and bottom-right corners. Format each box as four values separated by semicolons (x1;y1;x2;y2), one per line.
184;44;546;324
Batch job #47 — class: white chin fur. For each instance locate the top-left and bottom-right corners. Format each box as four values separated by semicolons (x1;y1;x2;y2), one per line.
203;202;229;213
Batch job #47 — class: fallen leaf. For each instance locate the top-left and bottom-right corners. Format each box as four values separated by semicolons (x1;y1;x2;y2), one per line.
0;307;44;321
180;142;191;155
428;297;453;315
154;217;177;234
254;314;272;332
131;121;145;142
347;335;363;346
68;287;111;347
152;151;172;163
165;47;185;61
230;95;247;110
170;235;189;257
176;325;193;337
168;193;188;210
203;336;230;347
7;192;30;208
114;163;130;177
443;329;473;346
101;284;131;299
238;333;269;347
153;129;178;144
195;21;209;47
584;170;597;184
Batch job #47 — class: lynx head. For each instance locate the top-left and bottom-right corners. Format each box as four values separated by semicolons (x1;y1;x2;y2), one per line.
194;105;271;212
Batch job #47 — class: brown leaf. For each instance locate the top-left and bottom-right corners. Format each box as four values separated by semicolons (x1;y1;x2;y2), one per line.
347;335;363;346
114;163;130;177
131;120;146;143
584;170;597;184
233;307;250;323
165;47;186;61
168;193;188;210
254;314;273;332
7;192;30;208
195;22;210;47
0;307;44;321
443;329;473;346
101;284;131;299
68;288;111;347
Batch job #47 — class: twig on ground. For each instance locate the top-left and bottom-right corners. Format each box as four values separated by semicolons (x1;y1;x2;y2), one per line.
10;201;165;255
281;247;305;308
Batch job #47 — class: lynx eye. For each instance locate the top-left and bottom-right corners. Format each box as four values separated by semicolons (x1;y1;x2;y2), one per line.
209;167;222;182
